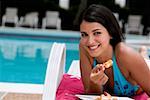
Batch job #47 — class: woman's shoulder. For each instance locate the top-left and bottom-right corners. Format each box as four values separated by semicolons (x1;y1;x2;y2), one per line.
114;42;142;65
114;42;145;69
115;42;136;57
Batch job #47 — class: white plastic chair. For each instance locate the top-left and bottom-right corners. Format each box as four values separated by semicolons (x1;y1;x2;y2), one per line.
0;42;66;100
18;12;39;28
113;13;123;29
145;59;150;69
2;7;18;27
67;60;81;77
0;92;7;100
125;15;144;34
42;11;61;30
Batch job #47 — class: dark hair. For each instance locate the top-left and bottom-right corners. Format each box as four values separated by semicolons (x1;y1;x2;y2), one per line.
80;4;125;48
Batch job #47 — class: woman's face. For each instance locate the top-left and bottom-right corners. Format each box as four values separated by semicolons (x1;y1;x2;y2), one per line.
80;20;112;57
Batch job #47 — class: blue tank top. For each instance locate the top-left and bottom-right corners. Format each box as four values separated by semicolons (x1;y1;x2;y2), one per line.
93;54;139;96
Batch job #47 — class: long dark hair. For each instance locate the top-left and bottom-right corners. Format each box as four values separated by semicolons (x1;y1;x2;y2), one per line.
80;4;125;48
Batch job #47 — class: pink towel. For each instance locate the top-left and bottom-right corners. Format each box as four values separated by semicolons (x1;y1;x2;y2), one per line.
133;92;149;100
56;74;84;100
56;74;149;100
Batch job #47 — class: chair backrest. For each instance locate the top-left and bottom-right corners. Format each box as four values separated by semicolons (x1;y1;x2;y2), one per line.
43;42;66;100
45;11;59;27
113;13;119;21
24;12;39;27
145;59;150;69
5;7;18;16
128;15;142;28
67;60;81;77
3;7;18;23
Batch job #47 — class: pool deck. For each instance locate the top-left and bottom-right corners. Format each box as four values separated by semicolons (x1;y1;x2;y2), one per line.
0;27;80;39
3;93;42;100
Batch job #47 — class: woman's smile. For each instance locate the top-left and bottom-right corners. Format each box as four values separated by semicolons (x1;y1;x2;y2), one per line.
88;44;100;51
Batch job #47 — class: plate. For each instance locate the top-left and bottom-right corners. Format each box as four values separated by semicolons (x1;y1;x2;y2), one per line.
75;94;99;100
75;94;134;100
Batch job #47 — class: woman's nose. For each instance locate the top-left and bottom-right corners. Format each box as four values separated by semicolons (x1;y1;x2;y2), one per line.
87;36;95;44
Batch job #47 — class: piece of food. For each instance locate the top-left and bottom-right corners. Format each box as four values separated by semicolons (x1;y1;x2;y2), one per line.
95;96;102;100
103;59;113;68
95;95;118;100
95;94;111;100
90;59;113;84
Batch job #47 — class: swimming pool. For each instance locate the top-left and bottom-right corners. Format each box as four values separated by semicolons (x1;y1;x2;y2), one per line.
0;27;80;84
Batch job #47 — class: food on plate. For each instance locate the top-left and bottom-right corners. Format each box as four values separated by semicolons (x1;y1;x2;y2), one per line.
95;94;118;100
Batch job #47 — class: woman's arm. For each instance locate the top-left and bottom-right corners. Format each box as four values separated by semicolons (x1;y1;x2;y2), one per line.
79;44;103;94
129;52;150;96
117;43;150;96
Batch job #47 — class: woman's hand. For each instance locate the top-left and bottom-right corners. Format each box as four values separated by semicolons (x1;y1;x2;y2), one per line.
96;91;112;100
90;64;109;86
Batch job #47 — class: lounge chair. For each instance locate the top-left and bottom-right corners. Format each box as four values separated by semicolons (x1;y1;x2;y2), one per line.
0;92;7;100
67;60;81;77
2;7;19;27
42;11;61;30
0;42;66;100
18;12;39;28
125;15;144;34
113;13;123;29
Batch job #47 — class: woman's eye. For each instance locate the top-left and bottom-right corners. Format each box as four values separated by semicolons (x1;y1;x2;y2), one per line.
81;33;88;37
94;32;101;35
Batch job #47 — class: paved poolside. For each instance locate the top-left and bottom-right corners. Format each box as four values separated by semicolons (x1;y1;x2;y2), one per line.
3;93;42;100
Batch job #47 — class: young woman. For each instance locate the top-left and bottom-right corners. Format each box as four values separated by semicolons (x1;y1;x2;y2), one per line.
79;4;150;98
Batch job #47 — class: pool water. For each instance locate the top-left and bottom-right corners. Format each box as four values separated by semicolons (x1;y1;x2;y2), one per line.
0;35;80;84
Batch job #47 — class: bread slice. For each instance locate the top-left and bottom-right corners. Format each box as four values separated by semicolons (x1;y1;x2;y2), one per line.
103;59;113;68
